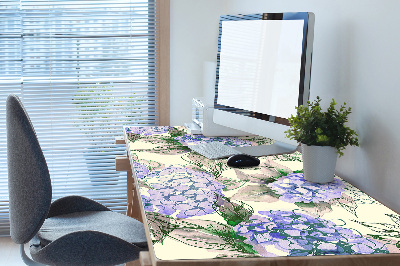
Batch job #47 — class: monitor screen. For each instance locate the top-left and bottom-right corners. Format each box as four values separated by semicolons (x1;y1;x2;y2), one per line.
213;13;314;156
217;19;304;119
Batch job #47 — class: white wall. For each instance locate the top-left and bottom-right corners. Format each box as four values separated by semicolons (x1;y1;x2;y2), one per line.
170;0;227;125
170;0;400;213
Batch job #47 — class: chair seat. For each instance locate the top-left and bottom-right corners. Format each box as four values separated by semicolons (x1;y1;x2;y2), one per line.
37;211;147;248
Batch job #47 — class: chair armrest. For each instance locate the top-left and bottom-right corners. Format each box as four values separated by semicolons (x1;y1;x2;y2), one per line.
47;195;110;218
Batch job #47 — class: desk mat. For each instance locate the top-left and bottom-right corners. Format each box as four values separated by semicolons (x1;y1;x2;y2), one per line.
125;126;400;260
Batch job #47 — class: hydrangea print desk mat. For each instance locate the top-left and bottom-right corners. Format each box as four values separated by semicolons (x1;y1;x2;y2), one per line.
124;126;400;260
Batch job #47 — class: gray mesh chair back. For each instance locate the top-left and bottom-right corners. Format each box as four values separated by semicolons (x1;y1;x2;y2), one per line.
7;94;52;244
6;94;148;265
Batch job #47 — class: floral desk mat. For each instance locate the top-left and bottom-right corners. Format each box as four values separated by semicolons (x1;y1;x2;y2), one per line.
124;126;400;260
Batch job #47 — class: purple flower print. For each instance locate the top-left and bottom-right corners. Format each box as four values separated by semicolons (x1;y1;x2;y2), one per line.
125;126;170;135
141;166;225;218
268;173;345;203
235;210;388;257
133;162;150;179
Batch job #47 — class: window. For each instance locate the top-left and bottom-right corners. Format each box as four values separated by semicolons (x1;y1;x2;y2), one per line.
0;0;169;236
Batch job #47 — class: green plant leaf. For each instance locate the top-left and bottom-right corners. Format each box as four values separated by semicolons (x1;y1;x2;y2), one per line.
285;97;359;157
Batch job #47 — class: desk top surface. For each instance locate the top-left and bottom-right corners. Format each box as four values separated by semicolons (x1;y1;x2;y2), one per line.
124;126;400;261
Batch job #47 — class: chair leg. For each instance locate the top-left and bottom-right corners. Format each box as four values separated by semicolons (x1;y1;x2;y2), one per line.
20;244;46;266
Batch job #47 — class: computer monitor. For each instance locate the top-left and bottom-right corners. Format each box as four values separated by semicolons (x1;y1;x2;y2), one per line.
213;12;315;156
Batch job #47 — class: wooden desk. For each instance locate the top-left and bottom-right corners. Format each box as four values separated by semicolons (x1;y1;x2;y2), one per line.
118;126;400;266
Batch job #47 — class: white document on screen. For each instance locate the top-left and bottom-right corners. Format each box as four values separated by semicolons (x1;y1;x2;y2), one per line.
217;19;304;119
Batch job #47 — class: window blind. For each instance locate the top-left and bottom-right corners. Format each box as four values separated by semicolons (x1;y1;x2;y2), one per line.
0;0;159;236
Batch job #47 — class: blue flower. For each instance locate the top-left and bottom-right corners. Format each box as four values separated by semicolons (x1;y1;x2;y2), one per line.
235;210;388;257
268;173;345;203
133;162;150;179
141;166;225;218
125;126;170;135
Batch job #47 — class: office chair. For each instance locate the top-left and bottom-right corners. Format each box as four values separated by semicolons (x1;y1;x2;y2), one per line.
6;94;148;265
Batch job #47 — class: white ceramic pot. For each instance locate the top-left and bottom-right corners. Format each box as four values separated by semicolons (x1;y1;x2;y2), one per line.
301;144;338;183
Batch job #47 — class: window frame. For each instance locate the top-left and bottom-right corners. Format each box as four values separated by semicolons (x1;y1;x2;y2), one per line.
156;0;170;126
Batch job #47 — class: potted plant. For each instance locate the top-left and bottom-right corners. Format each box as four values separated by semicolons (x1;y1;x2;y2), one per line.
285;96;359;183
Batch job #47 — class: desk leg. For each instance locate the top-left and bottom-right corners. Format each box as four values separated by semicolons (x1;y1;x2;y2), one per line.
124;259;140;266
124;252;151;266
127;170;143;223
115;155;143;222
126;169;134;217
125;175;148;266
139;252;152;266
117;139;149;266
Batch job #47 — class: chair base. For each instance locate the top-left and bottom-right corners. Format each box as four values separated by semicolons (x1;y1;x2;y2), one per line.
20;244;45;266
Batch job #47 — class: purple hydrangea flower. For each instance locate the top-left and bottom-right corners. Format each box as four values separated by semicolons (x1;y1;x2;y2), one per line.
125;126;170;135
235;210;388;257
268;173;345;203
133;162;150;179
175;134;252;147
141;166;225;218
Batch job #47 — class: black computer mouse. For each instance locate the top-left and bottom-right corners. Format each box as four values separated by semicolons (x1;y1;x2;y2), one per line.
227;154;260;168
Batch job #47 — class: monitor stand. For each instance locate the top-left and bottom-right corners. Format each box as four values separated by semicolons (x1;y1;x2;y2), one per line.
233;141;298;157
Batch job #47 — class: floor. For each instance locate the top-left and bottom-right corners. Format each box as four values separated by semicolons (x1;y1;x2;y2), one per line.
0;237;26;266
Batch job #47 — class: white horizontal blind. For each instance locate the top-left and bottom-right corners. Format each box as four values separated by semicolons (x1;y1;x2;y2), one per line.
0;0;22;236
0;0;159;236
